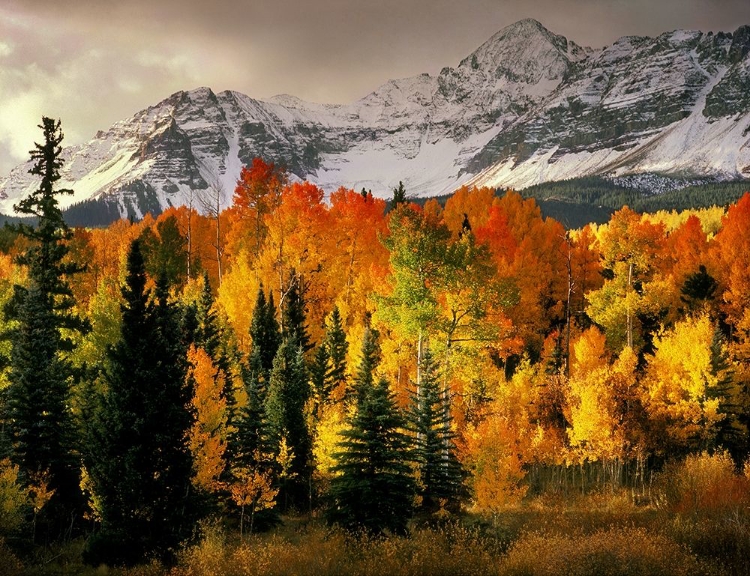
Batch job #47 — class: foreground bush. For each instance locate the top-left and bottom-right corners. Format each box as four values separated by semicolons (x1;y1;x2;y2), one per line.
658;451;749;514
175;521;501;576
498;526;720;576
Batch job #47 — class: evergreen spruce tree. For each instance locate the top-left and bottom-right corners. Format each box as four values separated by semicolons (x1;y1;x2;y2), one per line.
408;350;463;512
391;180;407;208
349;326;378;405
234;348;271;469
708;327;747;462
281;275;312;353
325;306;348;397
4;117;88;535
250;286;281;377
195;273;224;367
264;339;312;510
681;264;717;312
310;307;349;410
194;272;235;423
327;376;415;535
84;240;198;566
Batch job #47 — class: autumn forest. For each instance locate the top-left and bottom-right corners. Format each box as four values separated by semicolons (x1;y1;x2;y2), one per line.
2;119;750;575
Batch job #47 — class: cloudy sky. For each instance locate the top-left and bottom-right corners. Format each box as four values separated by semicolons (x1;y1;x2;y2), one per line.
1;0;749;175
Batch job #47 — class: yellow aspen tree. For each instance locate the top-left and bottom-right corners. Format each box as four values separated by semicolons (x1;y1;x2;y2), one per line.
565;328;624;462
187;346;230;493
643;314;733;453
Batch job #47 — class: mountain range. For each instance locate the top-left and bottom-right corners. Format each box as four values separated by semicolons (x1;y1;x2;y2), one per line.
1;18;749;218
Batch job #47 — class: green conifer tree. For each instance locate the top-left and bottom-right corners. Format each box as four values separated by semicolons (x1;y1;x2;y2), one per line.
349;326;378;405
234;347;271;468
4;117;88;535
83;240;198;566
327;374;415;535
310;307;349;411
325;306;348;396
281;275;312;353
264;339;312;509
408;349;463;512
391;180;407;208
250;286;281;377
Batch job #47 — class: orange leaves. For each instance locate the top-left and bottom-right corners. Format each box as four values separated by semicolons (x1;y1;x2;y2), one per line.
712;192;750;327
474;205;517;265
442;185;497;238
188;346;230;493
233;157;285;216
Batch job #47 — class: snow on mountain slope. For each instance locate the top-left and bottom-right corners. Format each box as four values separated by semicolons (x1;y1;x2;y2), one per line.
1;19;749;217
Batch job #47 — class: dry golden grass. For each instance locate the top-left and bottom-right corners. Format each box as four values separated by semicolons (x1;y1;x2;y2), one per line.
498;526;721;576
12;480;750;576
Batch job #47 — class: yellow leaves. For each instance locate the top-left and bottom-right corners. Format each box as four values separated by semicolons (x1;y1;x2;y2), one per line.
229;467;278;512
0;459;27;534
313;406;346;480
188;346;230;493
643;314;730;450
565;328;638;462
28;470;55;515
464;415;528;512
79;465;102;522
217;249;260;351
571;326;608;376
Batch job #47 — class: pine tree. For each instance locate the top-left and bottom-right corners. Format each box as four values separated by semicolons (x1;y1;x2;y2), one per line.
349;326;378;405
708;327;746;462
282;274;312;353
250;286;281;377
194;272;235;423
234;348;271;469
391;180;407;208
264;339;312;510
4;117;88;535
84;240;198;566
681;264;717;312
327;376;415;535
325;306;348;397
408;349;463;512
310;307;349;410
230;347;280;530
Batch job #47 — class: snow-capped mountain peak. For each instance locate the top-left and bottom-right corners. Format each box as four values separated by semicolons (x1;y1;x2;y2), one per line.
1;19;748;218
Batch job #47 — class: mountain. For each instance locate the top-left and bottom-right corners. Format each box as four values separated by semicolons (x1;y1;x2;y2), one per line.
1;19;749;218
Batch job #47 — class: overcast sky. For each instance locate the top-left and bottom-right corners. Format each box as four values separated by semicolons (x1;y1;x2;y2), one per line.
1;0;749;175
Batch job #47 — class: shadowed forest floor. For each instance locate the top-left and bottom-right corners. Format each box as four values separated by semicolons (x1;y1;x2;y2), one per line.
7;489;749;576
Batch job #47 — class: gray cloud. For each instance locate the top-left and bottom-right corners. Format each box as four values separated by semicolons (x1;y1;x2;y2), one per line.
1;0;749;174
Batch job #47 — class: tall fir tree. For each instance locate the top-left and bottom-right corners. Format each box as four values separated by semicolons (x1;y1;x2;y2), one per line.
327;376;415;535
708;327;747;463
264;338;312;510
391;180;407;208
83;240;198;566
4;117;88;536
310;307;349;410
408;349;463;512
281;274;312;353
233;347;271;469
250;285;281;377
349;326;378;405
325;306;348;398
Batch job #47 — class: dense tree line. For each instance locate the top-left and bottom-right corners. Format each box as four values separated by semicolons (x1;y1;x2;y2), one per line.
0;120;749;567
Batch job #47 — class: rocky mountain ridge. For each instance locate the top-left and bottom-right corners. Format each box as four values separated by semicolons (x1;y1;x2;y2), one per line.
1;18;749;217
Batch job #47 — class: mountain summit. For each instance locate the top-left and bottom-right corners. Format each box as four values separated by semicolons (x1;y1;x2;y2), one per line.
1;19;749;218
